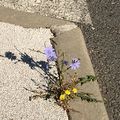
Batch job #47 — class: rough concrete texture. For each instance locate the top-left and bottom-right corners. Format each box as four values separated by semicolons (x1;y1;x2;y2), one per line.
0;6;71;28
0;22;68;120
0;0;92;24
52;28;109;120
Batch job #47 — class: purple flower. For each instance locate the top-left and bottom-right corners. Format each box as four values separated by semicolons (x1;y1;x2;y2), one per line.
44;47;57;61
70;58;80;70
63;60;68;65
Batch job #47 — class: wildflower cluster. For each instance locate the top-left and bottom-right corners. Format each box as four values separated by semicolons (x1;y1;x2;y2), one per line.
29;46;99;111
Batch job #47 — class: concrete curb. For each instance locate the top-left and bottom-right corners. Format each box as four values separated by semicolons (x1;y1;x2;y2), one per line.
0;6;109;120
52;28;109;120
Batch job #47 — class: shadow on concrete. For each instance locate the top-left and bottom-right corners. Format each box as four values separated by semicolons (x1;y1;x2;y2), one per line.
1;50;58;100
77;0;120;120
4;51;49;72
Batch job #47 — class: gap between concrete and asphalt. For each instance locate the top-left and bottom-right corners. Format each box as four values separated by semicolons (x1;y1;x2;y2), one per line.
0;6;109;120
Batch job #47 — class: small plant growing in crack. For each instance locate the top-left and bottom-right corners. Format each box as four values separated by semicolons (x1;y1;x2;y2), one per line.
27;46;101;113
0;45;101;119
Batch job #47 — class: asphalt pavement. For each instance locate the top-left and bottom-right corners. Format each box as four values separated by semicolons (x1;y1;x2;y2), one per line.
77;0;120;120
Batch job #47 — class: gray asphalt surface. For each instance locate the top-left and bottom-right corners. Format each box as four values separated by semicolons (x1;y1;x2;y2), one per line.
77;0;120;120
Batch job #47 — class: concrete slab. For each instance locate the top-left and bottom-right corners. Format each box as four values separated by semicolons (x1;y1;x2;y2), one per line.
0;0;92;24
0;6;71;28
0;22;68;120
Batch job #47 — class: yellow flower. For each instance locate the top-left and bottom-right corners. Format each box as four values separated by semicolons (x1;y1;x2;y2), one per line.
60;94;66;100
65;90;71;95
72;88;78;93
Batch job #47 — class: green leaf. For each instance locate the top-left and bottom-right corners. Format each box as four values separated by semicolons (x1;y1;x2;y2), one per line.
77;92;101;103
77;75;96;85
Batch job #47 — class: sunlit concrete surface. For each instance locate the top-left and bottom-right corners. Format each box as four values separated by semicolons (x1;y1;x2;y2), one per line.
0;22;68;120
0;0;92;24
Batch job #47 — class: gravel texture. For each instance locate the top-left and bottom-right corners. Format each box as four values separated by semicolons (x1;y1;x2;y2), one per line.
78;0;120;120
0;0;92;24
0;22;68;120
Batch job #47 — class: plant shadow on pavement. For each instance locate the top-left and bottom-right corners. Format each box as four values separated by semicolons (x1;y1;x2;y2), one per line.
1;50;58;100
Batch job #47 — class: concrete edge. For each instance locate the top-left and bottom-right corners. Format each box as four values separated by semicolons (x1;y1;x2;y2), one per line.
52;28;109;120
0;6;75;28
0;6;109;120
